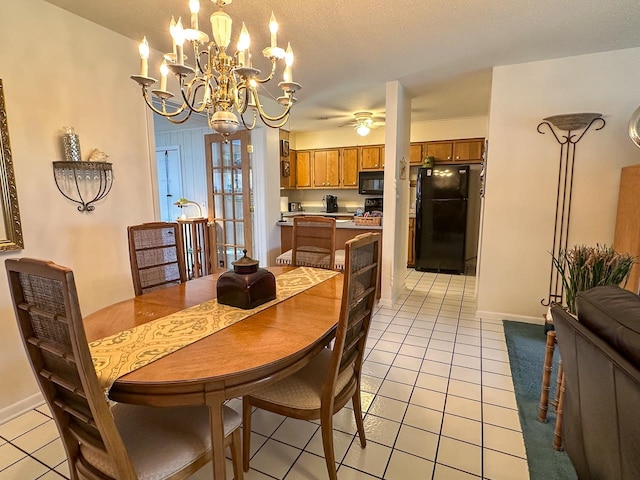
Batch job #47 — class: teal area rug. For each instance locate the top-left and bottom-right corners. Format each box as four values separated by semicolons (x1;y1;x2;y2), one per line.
503;320;577;480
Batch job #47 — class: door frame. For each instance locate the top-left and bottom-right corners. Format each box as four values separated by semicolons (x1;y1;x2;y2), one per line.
204;131;253;271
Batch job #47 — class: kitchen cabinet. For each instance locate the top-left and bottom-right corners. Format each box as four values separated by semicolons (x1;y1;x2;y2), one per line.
360;146;383;170
295;150;312;188
312;150;340;188
453;139;484;162
341;147;358;188
288;137;483;190
424;139;484;164
408;217;415;267
425;142;453;162
410;143;423;165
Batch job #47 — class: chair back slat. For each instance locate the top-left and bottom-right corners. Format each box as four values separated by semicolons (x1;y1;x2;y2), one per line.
6;258;137;479
324;233;380;399
292;216;337;270
128;222;187;296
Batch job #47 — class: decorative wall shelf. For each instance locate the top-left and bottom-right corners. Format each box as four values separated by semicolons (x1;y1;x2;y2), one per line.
52;161;113;212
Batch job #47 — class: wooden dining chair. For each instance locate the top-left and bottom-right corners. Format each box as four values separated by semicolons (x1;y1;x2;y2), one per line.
128;221;187;296
6;258;243;480
291;216;337;270
242;232;381;480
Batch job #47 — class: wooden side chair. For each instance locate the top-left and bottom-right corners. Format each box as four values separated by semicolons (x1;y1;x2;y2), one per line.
5;258;243;480
242;232;381;480
275;216;343;270
128;221;187;296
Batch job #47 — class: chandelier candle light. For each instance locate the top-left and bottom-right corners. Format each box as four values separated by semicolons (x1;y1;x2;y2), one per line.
131;0;301;138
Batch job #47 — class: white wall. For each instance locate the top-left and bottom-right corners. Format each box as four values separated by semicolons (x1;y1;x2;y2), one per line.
0;0;154;419
477;47;640;321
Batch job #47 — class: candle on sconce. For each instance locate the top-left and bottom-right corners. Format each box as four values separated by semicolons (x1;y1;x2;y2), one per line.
269;12;278;48
138;37;150;77
189;0;200;31
283;43;294;83
160;61;169;91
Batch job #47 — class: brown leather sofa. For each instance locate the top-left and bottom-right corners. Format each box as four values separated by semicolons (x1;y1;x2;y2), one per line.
552;285;640;479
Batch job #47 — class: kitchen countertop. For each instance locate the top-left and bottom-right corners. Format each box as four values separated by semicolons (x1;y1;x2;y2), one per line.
277;220;382;230
281;211;357;218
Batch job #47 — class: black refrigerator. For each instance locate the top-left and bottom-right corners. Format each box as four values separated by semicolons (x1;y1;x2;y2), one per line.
415;165;469;273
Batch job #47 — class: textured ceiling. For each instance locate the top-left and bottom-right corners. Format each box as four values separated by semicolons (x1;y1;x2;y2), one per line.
44;0;640;133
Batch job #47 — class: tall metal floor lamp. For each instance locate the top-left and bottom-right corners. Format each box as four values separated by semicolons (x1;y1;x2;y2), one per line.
538;113;605;308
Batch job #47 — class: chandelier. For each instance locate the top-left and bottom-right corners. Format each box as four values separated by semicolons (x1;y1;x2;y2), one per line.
131;0;301;138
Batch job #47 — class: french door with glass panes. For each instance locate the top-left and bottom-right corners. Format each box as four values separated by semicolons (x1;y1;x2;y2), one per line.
205;131;253;270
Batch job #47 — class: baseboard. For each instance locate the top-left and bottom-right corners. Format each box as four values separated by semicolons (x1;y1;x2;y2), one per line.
0;392;44;425
475;310;544;325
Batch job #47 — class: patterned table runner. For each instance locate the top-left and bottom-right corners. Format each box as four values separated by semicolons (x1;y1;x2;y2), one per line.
90;267;339;391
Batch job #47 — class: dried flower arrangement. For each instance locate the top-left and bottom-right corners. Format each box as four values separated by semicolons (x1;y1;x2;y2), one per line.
552;244;635;314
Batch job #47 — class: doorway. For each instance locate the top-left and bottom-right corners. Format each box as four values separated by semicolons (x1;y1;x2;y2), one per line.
155;146;183;222
205;131;253;270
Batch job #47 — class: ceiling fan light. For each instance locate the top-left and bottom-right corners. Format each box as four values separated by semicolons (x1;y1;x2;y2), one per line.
356;124;370;136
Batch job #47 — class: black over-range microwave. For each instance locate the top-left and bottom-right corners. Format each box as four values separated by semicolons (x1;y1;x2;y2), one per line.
358;171;384;195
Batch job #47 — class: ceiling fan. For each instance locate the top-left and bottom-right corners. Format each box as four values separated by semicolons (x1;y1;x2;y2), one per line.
342;111;386;136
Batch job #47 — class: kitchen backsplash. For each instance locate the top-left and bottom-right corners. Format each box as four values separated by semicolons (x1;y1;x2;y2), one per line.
281;188;366;212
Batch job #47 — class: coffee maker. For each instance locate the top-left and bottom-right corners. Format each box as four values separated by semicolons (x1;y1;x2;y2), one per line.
323;195;338;213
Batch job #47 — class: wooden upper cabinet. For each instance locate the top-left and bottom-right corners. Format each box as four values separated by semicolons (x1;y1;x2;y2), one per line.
453;139;484;162
341;148;358;188
409;143;423;165
360;146;382;170
312;150;340;188
425;142;453;162
295;151;312;188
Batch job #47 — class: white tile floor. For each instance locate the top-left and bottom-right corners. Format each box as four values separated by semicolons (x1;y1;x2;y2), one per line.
0;270;530;480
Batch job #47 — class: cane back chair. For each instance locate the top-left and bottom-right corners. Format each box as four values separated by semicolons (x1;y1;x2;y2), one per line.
6;258;243;480
242;232;380;480
127;222;187;296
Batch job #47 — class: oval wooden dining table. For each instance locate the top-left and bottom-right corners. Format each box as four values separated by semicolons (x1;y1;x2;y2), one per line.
84;266;344;480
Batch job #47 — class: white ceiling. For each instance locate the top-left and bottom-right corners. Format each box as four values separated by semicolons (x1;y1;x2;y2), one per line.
44;0;640;133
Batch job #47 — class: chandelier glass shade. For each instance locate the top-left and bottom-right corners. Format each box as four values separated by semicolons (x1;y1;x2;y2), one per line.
131;0;301;138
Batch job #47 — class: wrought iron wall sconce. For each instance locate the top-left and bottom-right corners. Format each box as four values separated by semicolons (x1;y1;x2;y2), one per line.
538;112;605;307
52;161;113;212
52;127;113;212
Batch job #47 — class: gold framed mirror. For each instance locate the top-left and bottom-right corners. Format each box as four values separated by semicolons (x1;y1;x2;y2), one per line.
0;79;24;252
